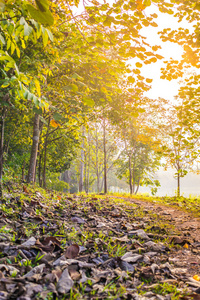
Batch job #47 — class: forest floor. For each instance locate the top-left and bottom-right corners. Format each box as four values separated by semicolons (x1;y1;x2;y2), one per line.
0;185;200;300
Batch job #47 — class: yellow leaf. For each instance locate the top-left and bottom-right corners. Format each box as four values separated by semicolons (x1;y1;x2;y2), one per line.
193;275;200;281
146;78;153;83
35;79;41;97
183;243;188;249
50;119;61;128
41;100;49;111
136;0;145;10
136;62;143;68
16;47;20;58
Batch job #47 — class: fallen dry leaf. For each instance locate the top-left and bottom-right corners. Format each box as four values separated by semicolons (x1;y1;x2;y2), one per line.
65;244;79;259
57;268;73;294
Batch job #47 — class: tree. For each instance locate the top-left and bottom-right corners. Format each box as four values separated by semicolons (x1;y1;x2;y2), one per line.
2;0;195;197
0;0;56;194
158;103;200;196
109;92;161;195
116;117;161;195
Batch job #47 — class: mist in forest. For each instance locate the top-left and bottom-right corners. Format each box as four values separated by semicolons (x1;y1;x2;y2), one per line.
138;168;200;197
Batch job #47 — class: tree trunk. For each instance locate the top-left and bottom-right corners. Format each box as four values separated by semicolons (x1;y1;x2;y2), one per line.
42;141;47;188
42;118;50;189
87;130;90;193
79;127;84;192
128;155;133;194
95;125;100;193
38;148;42;187
0;108;6;198
27;113;40;183
38;120;44;187
103;117;107;194
177;171;180;197
132;170;135;194
67;170;70;193
63;170;70;193
134;178;141;195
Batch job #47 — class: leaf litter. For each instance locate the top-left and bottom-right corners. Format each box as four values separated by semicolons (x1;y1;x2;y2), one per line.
0;190;200;299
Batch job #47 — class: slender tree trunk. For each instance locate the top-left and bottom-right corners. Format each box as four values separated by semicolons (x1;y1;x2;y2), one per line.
134;178;141;195
38;150;42;187
0;108;6;198
64;170;70;193
42;141;47;188
96;164;100;193
103;117;107;194
95;125;100;193
84;151;87;192
38;120;44;187
42;118;50;189
79;127;85;192
177;171;180;197
128;155;133;194
27;114;40;183
132;170;135;194
87;130;90;193
132;154;136;193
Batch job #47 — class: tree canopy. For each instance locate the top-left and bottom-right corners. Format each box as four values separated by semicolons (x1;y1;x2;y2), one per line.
1;0;200;197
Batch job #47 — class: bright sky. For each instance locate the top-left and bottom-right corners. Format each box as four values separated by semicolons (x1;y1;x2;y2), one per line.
137;5;193;101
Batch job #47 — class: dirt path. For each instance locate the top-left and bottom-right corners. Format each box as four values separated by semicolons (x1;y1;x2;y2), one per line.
109;196;200;279
111;196;200;243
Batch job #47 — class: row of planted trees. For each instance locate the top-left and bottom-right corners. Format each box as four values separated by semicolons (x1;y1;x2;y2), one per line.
1;0;200;197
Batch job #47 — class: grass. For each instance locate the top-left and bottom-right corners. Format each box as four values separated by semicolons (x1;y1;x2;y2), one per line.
150;282;185;300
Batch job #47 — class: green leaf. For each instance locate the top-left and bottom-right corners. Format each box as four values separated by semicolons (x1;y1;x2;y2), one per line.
45;28;53;41
42;29;48;46
23;90;29;99
64;84;78;92
53;112;63;121
0;55;14;62
20;17;26;25
33;95;40;106
83;96;94;106
27;4;54;26
35;0;49;12
33;107;43;115
0;34;5;44
0;0;5;12
1;80;10;88
71;73;83;80
24;22;33;36
27;91;34;100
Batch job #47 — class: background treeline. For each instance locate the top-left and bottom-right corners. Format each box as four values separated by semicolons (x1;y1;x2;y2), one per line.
1;0;200;197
